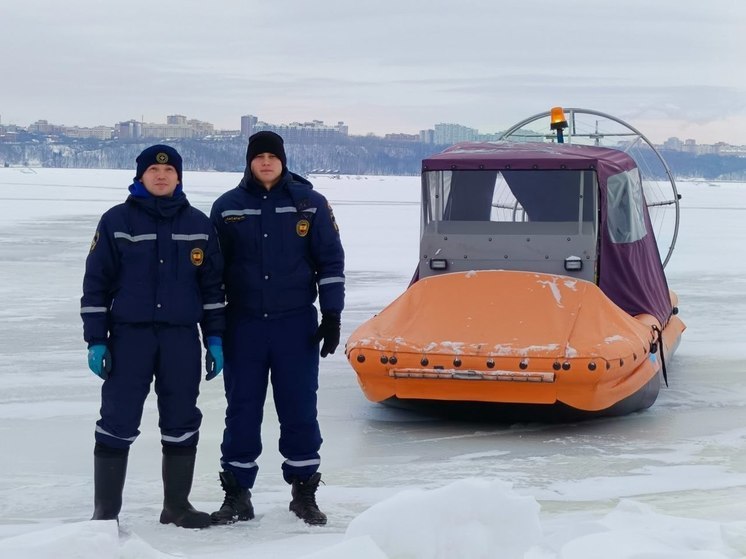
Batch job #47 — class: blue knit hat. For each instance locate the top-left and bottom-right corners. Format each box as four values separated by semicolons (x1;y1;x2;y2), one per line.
135;144;182;182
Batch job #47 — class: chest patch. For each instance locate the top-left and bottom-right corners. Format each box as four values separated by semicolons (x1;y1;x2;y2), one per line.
190;247;204;266
296;219;310;237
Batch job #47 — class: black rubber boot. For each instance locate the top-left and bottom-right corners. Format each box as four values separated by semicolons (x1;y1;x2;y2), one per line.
210;470;254;525
159;446;211;529
289;472;327;526
92;443;129;521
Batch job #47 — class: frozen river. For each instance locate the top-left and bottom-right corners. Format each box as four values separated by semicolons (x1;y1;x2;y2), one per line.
0;168;745;558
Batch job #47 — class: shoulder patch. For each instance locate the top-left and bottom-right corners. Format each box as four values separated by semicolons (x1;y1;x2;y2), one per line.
328;202;339;231
89;231;99;253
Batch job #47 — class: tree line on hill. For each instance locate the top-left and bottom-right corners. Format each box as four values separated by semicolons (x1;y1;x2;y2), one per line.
1;135;745;180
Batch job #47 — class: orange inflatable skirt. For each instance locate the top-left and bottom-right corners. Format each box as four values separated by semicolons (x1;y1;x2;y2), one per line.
346;270;685;415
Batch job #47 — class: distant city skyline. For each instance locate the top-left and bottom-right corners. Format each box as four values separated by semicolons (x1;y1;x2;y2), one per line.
1;111;741;152
3;95;745;148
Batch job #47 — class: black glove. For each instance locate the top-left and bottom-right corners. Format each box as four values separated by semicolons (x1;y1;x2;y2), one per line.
313;313;341;358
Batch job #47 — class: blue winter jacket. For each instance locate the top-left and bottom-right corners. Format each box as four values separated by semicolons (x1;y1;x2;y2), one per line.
80;184;225;346
210;171;345;319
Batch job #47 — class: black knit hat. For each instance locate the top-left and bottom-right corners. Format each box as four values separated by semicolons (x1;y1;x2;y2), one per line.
246;131;287;169
135;144;182;182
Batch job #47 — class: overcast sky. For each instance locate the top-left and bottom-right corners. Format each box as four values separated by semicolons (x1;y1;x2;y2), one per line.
3;0;745;145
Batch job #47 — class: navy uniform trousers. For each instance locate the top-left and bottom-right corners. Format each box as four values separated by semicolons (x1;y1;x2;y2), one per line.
95;323;203;449
220;306;322;487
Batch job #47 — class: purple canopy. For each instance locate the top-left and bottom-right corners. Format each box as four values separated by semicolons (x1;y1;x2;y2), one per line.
422;142;674;326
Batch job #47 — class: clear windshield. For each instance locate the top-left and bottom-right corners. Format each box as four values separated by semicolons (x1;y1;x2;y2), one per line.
422;169;598;237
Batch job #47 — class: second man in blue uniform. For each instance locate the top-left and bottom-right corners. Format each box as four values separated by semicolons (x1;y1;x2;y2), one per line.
210;131;345;525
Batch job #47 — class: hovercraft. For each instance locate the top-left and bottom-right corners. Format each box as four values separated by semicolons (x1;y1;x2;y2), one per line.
346;108;685;418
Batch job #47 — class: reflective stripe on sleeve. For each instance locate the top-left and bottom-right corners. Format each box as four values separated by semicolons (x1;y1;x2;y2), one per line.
203;302;225;310
319;276;345;286
81;306;108;314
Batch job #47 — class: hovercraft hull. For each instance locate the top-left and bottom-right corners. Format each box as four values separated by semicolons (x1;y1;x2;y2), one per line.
346;270;685;416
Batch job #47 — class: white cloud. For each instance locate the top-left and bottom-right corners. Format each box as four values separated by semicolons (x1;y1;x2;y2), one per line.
3;0;746;144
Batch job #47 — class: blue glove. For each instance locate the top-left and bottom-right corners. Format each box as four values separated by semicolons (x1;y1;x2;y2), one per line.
87;344;112;379
205;337;223;381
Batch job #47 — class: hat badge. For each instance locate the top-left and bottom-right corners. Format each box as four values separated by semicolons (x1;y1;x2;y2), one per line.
156;152;169;164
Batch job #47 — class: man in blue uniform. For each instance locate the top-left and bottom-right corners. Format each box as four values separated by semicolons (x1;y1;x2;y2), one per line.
80;144;225;529
210;131;344;526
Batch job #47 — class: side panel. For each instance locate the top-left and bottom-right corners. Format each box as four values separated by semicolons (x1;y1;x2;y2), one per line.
419;222;597;280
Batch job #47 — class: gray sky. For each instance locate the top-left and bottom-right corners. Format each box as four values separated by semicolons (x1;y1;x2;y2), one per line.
3;0;745;145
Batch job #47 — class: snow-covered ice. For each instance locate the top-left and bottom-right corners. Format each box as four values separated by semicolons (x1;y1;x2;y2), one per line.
1;168;745;558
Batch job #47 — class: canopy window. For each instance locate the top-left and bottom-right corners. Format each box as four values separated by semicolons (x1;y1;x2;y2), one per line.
422;169;598;238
